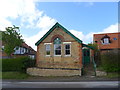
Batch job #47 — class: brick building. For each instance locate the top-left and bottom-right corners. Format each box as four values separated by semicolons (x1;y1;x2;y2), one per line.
32;22;94;76
93;32;120;53
0;42;36;59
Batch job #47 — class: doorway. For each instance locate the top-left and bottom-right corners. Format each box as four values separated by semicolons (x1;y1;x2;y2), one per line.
82;49;90;64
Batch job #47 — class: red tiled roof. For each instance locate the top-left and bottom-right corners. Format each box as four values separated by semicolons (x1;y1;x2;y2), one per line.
22;42;30;48
22;42;36;52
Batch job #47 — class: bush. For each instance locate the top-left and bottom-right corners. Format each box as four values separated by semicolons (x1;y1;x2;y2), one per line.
101;50;120;72
2;56;36;72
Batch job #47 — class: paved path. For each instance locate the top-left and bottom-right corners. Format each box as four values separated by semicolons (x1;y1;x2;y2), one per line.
1;81;119;88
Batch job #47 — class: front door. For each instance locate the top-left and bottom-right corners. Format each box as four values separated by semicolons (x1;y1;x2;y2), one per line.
83;49;90;64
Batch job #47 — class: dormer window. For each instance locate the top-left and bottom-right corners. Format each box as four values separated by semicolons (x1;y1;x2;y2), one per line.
103;38;109;44
101;34;110;45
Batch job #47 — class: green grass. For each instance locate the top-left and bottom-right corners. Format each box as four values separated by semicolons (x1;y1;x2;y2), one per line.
106;72;120;78
0;72;2;79
2;72;29;79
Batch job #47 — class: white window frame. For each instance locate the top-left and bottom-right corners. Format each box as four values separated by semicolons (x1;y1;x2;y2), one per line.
54;44;62;56
45;44;51;56
101;38;110;45
64;44;71;56
63;42;71;44
44;43;52;45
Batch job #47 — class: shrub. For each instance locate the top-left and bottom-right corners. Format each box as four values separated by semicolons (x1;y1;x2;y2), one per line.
2;56;36;72
101;50;120;72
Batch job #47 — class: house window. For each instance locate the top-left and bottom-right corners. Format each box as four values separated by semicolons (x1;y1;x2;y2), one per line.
54;38;61;56
65;44;71;56
45;44;50;56
103;38;109;44
113;37;117;40
101;34;110;45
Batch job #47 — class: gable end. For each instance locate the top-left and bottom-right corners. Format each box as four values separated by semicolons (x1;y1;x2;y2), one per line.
35;22;83;46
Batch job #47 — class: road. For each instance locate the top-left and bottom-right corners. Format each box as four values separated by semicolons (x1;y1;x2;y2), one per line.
1;81;119;88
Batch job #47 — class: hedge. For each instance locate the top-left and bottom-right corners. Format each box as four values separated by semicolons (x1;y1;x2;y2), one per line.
101;50;120;72
2;56;36;72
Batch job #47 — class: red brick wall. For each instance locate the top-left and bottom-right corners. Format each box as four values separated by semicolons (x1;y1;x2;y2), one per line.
93;32;120;50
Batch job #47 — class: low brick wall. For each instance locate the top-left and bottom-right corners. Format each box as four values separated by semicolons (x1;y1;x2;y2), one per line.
27;67;81;76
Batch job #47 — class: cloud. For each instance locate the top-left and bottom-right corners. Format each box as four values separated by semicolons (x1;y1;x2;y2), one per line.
0;0;41;30
100;23;118;33
69;30;84;40
67;23;118;45
23;15;57;50
36;15;57;30
23;23;118;51
0;0;118;51
0;0;57;50
0;18;12;31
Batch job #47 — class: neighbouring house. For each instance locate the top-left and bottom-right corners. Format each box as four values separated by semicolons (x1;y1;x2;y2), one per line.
13;42;36;59
27;22;94;76
93;32;120;54
0;42;36;59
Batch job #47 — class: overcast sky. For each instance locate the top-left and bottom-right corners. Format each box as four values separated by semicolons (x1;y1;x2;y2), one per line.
0;0;119;50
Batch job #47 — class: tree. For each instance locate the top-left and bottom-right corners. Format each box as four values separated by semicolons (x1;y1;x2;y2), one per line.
2;25;23;57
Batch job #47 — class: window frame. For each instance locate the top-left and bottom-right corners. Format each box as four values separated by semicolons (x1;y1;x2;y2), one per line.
101;38;110;45
45;43;51;56
54;38;62;56
64;44;71;56
54;44;62;56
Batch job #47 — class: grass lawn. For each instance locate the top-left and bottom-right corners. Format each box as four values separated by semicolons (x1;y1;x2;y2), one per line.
1;71;119;80
2;72;29;79
106;72;120;78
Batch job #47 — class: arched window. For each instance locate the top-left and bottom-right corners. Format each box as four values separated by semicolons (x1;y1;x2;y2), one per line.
54;38;61;55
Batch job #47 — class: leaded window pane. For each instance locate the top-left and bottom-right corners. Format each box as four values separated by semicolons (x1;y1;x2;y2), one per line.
54;37;61;55
54;38;61;44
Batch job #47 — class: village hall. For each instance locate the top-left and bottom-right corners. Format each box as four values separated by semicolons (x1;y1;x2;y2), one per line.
27;22;94;76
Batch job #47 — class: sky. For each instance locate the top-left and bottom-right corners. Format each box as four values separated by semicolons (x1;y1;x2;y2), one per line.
0;0;119;50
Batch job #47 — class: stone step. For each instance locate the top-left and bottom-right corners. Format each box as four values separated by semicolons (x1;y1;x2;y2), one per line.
83;64;95;76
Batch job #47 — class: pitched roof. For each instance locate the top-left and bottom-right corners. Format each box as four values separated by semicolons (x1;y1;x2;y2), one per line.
101;34;110;40
22;42;36;52
35;22;83;46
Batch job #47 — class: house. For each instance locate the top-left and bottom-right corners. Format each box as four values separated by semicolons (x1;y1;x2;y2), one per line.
13;42;36;59
31;22;94;76
0;42;36;59
93;32;120;53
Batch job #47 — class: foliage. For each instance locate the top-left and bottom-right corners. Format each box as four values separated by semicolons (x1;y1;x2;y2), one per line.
2;25;23;57
88;43;99;52
2;56;36;72
101;51;120;72
2;72;29;79
88;43;101;65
